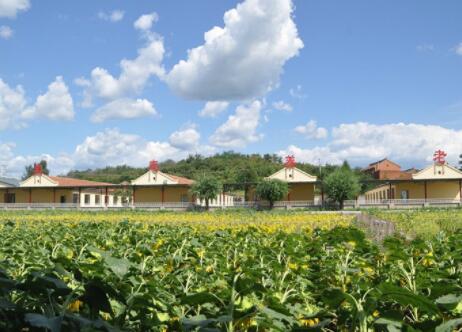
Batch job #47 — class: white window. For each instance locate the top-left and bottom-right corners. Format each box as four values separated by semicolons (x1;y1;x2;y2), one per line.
95;195;101;205
84;194;90;205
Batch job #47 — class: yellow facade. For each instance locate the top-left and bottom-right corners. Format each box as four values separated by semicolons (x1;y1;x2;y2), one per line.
134;186;191;203
0;188;78;203
245;183;315;202
365;180;462;201
395;181;461;200
287;183;315;201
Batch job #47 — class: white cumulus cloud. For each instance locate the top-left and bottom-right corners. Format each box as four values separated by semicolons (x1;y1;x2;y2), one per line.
73;128;213;170
166;0;303;101
77;14;165;107
198;101;229;117
0;79;26;129
279;122;462;167
169;125;201;150
91;98;157;123
210;100;263;148
77;39;165;103
22;76;74;121
294;120;328;139
0;0;30;18
0;25;13;39
134;12;158;31
98;10;125;22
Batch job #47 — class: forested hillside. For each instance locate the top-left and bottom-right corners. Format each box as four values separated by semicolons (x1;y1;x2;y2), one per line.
66;152;371;187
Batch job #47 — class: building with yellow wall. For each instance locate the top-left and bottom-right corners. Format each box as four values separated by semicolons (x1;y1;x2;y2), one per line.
365;162;462;201
0;171;119;207
264;165;317;202
131;161;235;206
131;168;194;204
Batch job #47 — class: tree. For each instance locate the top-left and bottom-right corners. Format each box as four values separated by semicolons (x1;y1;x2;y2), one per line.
324;168;361;209
22;160;49;180
235;167;259;201
190;176;222;210
256;179;289;209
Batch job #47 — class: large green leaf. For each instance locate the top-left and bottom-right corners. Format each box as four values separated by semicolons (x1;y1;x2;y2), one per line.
181;292;222;306
378;283;440;315
24;314;63;332
435;294;462;311
435;318;462;332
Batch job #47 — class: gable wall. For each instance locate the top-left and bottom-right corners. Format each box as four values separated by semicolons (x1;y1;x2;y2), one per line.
413;164;462;180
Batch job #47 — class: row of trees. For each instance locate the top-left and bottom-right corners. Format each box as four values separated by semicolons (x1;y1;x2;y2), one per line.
61;152;372;188
191;164;361;210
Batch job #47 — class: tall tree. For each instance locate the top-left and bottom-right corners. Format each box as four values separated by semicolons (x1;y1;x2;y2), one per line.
256;179;289;209
22;160;49;180
235;167;259;201
190;176;222;210
324;168;361;210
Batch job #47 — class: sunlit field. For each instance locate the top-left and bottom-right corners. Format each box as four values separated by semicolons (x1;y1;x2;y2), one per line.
371;209;462;239
1;210;462;331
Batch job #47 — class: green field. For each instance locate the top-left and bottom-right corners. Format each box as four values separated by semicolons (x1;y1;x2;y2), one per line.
371;209;462;239
1;211;462;331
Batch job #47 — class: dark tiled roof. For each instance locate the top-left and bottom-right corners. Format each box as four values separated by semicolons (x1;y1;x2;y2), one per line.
0;177;20;187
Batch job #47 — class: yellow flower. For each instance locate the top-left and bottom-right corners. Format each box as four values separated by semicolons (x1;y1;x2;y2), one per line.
346;241;357;249
299;318;319;327
152;239;164;250
205;265;214;273
101;312;111;320
362;267;374;276
197;249;206;259
372;310;380;318
67;300;83;313
288;262;298;270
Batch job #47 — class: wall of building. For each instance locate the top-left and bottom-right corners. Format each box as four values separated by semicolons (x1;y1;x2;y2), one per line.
164;186;191;202
196;194;235;207
366;181;462;201
134;186;191;203
427;181;461;200
0;188;28;203
365;185;393;201
287;183;315;201
0;188;122;207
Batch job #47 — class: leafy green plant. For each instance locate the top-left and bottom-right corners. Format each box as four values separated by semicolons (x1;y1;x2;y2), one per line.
255;179;289;209
190;176;222;210
324;167;361;209
1;211;462;331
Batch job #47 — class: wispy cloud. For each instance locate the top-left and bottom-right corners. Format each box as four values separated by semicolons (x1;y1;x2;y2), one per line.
416;43;434;52
98;10;125;23
0;26;13;40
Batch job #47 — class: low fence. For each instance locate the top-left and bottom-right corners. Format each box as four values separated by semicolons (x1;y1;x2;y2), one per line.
355;213;396;242
344;198;462;209
0;199;461;211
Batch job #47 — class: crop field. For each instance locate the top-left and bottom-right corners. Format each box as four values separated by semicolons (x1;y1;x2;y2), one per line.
371;209;462;239
1;211;462;331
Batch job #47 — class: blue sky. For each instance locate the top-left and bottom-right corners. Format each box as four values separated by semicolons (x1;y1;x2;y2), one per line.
1;0;462;176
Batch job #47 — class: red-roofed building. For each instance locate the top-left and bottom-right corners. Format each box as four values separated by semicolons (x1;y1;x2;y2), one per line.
0;171;122;207
130;161;234;207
